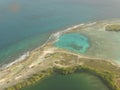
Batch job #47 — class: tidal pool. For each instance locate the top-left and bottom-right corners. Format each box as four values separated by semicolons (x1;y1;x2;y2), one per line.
54;33;90;53
22;73;109;90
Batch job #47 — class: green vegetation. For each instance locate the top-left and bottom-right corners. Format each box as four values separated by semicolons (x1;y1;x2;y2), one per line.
53;65;117;90
5;65;118;90
5;69;53;90
106;25;120;31
4;50;120;90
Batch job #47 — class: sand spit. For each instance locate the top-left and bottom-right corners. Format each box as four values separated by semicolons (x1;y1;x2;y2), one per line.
0;20;120;90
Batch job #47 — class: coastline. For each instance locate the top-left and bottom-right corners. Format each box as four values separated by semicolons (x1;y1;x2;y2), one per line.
0;23;86;70
5;65;116;90
4;49;119;90
0;20;120;90
0;21;98;70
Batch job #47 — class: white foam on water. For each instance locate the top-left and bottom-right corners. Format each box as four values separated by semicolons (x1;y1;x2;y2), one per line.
1;52;30;69
0;22;101;70
52;23;85;43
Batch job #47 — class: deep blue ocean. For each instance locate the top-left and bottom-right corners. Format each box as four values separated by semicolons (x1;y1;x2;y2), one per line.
0;0;120;66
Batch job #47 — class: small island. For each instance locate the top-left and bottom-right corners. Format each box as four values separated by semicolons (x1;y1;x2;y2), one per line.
106;24;120;31
0;20;120;90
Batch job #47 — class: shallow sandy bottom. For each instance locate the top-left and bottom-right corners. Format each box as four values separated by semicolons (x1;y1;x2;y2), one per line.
1;20;120;90
56;21;120;64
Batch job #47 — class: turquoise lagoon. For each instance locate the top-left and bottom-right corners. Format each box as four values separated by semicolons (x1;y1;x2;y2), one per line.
1;0;120;66
0;0;120;90
54;33;90;53
54;26;120;63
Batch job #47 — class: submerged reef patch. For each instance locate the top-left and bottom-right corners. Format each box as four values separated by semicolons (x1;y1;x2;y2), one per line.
54;33;90;53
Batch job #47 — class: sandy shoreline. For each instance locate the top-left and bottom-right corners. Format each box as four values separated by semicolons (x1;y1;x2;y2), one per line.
0;23;86;70
0;21;99;70
1;20;120;90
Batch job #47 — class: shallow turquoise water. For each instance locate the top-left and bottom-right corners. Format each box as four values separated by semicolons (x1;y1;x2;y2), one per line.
0;0;119;89
0;0;120;66
0;0;98;66
22;73;109;90
55;33;90;53
0;33;50;66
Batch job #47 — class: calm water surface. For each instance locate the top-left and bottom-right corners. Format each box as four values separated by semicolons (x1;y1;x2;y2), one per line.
0;0;120;89
22;73;109;90
0;0;120;65
55;33;90;53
